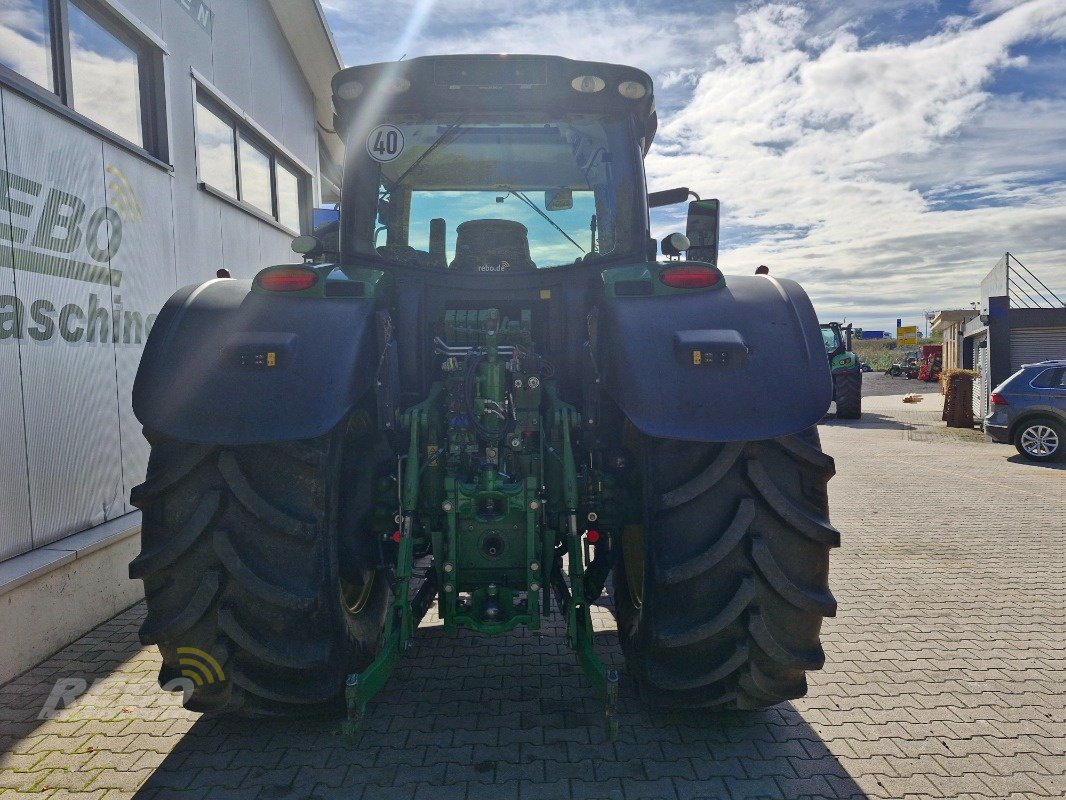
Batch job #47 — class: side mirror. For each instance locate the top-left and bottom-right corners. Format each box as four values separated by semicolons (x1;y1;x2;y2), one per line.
686;199;720;264
545;188;573;211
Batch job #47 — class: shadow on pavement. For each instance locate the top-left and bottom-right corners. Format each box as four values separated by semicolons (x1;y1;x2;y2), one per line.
1006;453;1066;470
131;624;869;800
823;412;915;430
0;604;146;747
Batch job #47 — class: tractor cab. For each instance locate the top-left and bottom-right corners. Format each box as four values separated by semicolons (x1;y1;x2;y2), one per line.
820;321;852;358
330;56;654;271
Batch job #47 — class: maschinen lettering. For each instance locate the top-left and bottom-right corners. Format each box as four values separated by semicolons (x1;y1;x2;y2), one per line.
0;293;155;345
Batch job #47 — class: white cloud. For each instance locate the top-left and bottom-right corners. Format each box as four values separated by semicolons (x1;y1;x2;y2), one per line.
322;0;736;85
322;0;1066;328
646;0;1066;328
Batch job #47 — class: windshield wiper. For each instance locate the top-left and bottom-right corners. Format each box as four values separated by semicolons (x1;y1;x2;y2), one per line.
388;118;467;189
505;189;586;254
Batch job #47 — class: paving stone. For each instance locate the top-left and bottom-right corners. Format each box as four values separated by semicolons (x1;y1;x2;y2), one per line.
1;380;1064;800
466;780;519;800
520;780;572;799
88;769;155;791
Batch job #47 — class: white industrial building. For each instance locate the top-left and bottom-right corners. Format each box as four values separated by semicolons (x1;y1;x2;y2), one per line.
0;0;343;681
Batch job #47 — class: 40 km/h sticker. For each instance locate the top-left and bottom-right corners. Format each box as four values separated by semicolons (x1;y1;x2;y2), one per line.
366;125;405;162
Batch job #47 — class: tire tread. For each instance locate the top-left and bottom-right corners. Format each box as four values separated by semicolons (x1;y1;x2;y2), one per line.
616;427;837;711
130;428;388;716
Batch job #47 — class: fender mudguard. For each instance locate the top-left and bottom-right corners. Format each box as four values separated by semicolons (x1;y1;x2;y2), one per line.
598;274;832;442
133;279;378;444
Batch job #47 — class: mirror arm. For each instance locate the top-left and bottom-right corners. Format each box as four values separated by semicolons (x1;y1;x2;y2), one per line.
648;187;698;208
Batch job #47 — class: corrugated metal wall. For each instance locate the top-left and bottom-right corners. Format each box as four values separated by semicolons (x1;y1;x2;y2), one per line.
0;0;318;561
1010;327;1066;370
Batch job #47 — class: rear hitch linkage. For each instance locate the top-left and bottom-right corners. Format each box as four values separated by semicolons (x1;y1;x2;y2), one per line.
344;400;620;743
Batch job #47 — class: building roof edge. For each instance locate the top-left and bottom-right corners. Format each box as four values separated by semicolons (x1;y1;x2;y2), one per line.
267;1;343;122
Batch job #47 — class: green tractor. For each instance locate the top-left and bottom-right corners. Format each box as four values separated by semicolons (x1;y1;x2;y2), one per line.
821;323;862;419
129;55;839;737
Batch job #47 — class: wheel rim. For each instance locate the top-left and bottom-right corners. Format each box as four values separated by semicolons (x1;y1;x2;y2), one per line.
621;524;645;609
340;572;376;615
1020;425;1059;457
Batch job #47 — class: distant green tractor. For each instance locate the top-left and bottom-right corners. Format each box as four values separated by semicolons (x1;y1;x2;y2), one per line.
821;323;861;419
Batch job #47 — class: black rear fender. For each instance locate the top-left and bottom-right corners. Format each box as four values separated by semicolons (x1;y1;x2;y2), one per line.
598;274;831;442
133;279;378;444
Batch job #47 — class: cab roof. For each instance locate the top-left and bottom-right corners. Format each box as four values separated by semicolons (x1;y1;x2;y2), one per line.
331;54;658;154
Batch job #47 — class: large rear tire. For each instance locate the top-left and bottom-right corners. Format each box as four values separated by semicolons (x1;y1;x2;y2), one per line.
833;370;862;419
129;415;391;715
615;428;838;710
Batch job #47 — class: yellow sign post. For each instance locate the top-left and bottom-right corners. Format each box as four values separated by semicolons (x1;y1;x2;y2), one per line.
896;325;919;346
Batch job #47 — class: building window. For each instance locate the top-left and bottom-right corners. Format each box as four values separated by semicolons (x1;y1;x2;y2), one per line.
0;0;54;91
67;1;142;147
238;137;272;216
275;162;301;232
195;100;236;198
194;91;308;233
0;0;166;159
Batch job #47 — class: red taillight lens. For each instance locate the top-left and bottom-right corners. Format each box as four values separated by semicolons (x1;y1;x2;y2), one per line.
586;530;600;543
659;264;721;289
256;267;318;292
990;392;1008;406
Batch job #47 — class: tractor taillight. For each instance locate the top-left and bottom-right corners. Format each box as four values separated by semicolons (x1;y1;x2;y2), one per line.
659;264;721;289
990;392;1008;406
256;266;318;292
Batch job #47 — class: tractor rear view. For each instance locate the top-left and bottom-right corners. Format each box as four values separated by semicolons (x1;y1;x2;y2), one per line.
129;55;839;737
821;323;862;418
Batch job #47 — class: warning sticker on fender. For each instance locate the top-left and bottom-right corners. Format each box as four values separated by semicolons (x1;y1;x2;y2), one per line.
366;125;405;162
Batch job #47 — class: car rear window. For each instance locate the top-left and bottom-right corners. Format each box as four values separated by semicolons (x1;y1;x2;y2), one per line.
1030;367;1065;389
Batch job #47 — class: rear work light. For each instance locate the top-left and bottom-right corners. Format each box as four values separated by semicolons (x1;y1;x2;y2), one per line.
256;266;319;292
659;264;722;289
990;392;1008;406
617;80;647;99
571;75;605;93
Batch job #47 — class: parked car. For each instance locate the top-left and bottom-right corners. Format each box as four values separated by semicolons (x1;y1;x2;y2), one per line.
984;360;1066;462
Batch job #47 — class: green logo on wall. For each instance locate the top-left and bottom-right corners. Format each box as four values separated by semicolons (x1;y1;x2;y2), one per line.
1;165;157;345
1;165;130;287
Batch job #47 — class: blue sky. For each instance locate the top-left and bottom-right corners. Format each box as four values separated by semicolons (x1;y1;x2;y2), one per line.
321;0;1066;331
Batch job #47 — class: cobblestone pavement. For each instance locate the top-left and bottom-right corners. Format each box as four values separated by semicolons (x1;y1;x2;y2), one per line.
2;384;1063;800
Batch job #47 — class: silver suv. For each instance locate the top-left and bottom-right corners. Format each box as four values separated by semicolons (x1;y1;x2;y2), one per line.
984;359;1066;462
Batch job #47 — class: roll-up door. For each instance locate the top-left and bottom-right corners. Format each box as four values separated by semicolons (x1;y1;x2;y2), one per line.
1010;327;1066;370
973;336;989;418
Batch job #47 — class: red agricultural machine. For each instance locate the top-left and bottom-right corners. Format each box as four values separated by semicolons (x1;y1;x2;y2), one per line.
917;345;943;382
